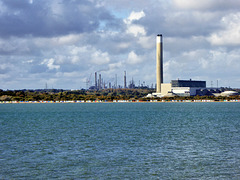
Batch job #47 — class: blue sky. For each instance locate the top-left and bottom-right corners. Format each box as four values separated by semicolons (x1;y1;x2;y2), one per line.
0;0;240;89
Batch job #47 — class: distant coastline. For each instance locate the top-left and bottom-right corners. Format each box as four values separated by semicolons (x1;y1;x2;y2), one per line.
1;99;240;104
1;88;239;103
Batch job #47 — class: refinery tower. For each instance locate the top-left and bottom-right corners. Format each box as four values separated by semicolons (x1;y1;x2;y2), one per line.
156;34;163;93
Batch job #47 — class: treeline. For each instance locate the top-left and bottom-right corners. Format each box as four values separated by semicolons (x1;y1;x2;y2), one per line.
0;89;153;101
0;89;240;102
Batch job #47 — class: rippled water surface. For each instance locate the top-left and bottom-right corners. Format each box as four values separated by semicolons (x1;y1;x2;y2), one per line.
1;102;240;179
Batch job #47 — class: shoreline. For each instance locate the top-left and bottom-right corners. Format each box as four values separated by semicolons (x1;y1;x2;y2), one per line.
1;99;240;104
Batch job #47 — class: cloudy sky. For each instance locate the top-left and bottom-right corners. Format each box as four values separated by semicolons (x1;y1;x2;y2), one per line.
0;0;240;90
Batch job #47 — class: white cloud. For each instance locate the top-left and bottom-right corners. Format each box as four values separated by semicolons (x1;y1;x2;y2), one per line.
138;36;154;49
173;0;240;11
56;34;83;45
71;56;80;64
164;48;240;86
124;11;146;37
208;49;240;70
173;0;217;10
124;11;145;24
1;0;240;89
208;13;240;46
91;51;110;65
199;58;208;69
117;42;130;49
0;1;7;15
24;59;34;64
35;34;83;48
108;62;123;71
126;51;142;65
41;58;60;70
126;24;146;37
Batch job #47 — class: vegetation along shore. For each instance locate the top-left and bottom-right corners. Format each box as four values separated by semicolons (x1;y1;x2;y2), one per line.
0;88;239;103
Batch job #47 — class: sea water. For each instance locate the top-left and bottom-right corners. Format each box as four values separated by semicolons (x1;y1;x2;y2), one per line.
0;102;240;179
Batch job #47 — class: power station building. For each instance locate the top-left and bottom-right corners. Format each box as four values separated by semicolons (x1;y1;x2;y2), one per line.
148;34;209;97
151;79;207;97
169;79;207;96
171;79;206;88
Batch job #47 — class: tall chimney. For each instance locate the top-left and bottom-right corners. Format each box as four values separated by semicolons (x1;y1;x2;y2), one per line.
124;71;127;89
156;34;163;93
95;72;97;89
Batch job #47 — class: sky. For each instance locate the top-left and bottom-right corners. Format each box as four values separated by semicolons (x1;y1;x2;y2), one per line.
0;0;240;90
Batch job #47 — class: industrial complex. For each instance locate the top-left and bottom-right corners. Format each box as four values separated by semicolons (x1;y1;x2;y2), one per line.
88;70;149;90
85;34;238;98
147;34;238;98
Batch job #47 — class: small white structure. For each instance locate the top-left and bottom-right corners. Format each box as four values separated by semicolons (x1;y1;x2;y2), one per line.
213;91;238;97
220;91;238;96
171;87;200;96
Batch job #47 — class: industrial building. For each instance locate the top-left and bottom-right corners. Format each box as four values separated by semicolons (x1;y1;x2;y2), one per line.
168;79;207;97
150;79;208;97
171;79;206;88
